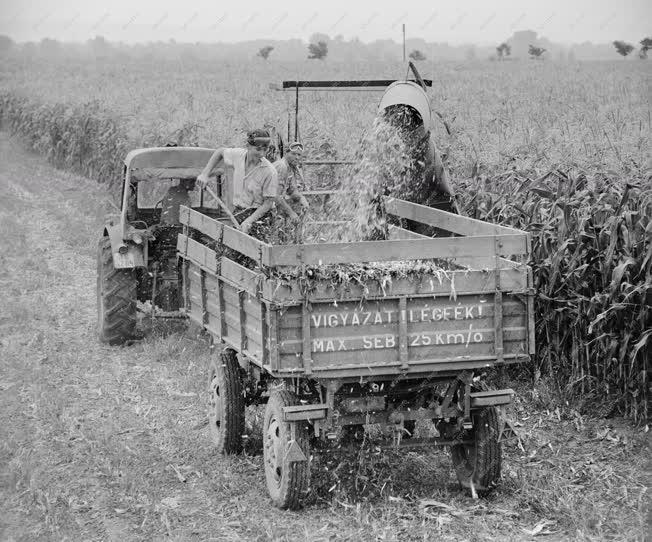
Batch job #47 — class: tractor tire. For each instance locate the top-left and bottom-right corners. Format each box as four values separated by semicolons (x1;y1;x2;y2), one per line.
208;349;245;454
450;407;501;496
263;390;311;510
97;237;137;345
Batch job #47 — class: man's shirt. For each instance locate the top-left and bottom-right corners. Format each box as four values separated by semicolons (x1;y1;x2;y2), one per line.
222;148;279;209
273;157;303;197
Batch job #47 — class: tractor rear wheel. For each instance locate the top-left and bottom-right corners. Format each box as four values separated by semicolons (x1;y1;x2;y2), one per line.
208;349;245;454
263;390;311;510
450;407;501;496
97;237;137;345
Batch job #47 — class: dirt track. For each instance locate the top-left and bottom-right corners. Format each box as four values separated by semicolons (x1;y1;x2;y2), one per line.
0;133;648;541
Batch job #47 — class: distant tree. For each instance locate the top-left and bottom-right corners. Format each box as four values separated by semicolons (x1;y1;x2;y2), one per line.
88;35;111;57
528;44;546;59
308;41;328;60
639;37;652;59
0;35;14;53
496;42;511;59
613;40;635;57
309;33;331;45
408;49;426;61
257;46;274;60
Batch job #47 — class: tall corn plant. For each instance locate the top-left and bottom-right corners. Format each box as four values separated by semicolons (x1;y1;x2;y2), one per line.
459;170;650;420
0;92;128;186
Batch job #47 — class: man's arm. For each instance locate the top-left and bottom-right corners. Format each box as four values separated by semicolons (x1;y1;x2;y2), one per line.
240;167;279;234
275;195;300;220
196;148;225;188
240;199;274;234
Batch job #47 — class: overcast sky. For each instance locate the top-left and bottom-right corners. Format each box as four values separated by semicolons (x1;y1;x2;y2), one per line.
1;0;650;45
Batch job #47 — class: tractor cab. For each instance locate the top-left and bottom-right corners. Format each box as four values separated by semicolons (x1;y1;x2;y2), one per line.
121;146;222;226
98;146;229;343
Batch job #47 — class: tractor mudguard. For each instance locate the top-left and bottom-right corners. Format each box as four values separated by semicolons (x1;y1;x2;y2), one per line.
104;223;145;269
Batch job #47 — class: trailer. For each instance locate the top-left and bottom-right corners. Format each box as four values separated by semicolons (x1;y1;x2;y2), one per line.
177;195;534;509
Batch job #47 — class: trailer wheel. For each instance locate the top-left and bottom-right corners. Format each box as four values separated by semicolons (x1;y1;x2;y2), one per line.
263;390;311;510
208;349;245;454
450;407;501;495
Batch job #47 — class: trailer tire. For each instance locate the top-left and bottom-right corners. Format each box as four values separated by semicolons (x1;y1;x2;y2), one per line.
450;407;501;496
263;390;311;510
208;349;245;454
97;237;137;345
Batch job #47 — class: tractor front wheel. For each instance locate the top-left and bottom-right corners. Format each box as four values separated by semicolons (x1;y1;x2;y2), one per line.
97;237;137;345
449;407;502;496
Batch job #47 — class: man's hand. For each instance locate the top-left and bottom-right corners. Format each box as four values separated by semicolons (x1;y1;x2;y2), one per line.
289;212;300;223
196;173;210;190
298;196;309;212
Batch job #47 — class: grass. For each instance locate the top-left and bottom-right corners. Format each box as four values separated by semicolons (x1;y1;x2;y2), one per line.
0;133;649;541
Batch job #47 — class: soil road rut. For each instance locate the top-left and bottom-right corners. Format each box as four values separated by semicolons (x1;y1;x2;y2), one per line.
0;134;648;541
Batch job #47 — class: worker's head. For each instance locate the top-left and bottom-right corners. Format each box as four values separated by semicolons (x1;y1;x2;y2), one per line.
285;141;304;166
246;129;271;160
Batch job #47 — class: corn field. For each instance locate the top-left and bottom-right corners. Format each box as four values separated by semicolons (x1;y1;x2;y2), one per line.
0;55;649;419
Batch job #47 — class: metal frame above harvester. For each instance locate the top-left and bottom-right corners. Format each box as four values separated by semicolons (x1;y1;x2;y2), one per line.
272;62;433;164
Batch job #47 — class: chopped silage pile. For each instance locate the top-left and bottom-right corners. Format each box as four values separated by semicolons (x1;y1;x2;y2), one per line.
297;109;431;244
232;107;456;290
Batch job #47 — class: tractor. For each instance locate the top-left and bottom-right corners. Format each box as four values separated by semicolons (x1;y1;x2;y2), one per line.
96;146;224;344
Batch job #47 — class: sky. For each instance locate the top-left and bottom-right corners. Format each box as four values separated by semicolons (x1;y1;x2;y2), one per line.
0;0;650;46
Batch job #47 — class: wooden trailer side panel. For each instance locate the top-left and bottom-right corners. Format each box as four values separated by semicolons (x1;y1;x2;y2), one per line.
275;292;531;375
179;235;267;365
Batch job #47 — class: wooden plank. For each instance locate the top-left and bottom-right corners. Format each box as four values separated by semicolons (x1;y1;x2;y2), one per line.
494;291;504;363
452;256;522;269
385;198;525;237
271;354;526;378
262;266;529;304
182;258;191;312
527;268;536;355
222;226;269;265
267;234;528;266
200;269;208;325
388;225;429;240
261;302;268;365
180;206;271;264
217;277;225;337
177;234;219;273
268;308;280;371
302;305;313;375
388;226;522;269
219;257;263;297
239;291;248;353
398;297;408;369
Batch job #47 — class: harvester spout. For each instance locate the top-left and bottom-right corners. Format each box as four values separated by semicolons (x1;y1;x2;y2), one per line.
375;78;457;218
377;81;432;132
